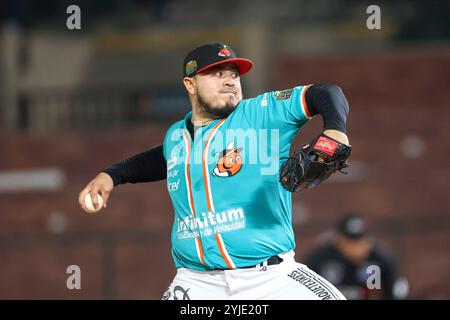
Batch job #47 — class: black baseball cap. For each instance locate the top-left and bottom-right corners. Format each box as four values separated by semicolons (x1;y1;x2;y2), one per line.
338;214;368;239
183;42;254;78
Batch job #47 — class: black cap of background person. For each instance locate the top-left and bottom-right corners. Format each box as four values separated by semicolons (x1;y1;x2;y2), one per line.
338;213;369;239
183;42;254;78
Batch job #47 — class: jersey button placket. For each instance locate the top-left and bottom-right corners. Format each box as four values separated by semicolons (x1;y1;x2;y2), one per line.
191;125;210;266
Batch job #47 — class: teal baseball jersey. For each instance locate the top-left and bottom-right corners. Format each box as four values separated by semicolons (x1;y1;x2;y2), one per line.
162;85;313;271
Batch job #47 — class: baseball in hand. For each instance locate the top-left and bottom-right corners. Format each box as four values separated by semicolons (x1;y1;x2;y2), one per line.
84;193;104;213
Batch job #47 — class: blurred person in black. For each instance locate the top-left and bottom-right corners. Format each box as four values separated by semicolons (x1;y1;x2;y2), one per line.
304;213;409;300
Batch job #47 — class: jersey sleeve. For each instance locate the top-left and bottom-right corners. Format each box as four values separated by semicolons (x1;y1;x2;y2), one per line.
238;85;314;130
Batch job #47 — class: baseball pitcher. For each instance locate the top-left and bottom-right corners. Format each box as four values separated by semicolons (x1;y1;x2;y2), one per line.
79;42;351;300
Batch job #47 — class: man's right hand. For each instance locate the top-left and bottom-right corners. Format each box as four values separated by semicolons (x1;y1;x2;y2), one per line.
78;172;114;213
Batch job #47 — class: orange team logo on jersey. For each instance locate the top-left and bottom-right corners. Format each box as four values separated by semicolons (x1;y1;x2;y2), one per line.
213;142;243;177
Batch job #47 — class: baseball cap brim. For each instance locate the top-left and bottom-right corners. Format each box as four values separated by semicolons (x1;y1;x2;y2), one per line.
194;58;254;76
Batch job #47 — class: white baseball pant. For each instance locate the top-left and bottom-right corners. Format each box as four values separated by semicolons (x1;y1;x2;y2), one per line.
162;251;346;300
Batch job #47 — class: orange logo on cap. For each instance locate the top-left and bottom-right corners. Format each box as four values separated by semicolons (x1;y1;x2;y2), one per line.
218;47;231;58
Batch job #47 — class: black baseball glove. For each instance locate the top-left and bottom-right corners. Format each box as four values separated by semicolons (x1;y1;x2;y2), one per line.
279;133;351;192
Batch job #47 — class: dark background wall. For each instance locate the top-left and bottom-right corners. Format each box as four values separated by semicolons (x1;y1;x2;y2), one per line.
1;0;449;299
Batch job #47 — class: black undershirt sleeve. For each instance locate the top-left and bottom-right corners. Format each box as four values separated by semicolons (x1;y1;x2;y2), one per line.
305;84;349;133
102;144;167;186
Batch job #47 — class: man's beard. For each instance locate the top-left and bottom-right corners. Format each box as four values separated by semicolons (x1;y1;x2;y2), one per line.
197;93;237;119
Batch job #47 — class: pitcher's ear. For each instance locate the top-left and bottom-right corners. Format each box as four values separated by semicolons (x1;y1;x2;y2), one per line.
183;77;196;95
